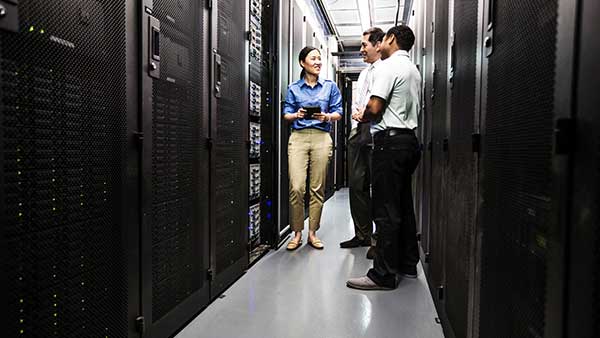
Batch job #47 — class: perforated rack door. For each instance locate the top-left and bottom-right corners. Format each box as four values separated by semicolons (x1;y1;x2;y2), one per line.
211;0;249;296
444;1;479;337
140;0;210;334
1;0;129;336
479;0;558;337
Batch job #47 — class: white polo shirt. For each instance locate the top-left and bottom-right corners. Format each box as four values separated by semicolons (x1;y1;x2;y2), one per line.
369;50;421;134
352;59;381;130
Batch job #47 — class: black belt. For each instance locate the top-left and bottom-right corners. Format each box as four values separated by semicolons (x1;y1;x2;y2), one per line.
374;128;415;139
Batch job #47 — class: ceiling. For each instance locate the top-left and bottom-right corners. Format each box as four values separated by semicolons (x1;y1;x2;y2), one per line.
322;0;407;50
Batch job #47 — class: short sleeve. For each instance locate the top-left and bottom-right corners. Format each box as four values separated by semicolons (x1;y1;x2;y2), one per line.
328;83;343;115
370;65;396;103
282;86;297;115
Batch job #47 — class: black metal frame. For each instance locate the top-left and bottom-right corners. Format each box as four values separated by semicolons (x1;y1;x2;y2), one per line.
126;0;143;336
565;0;598;337
545;0;580;337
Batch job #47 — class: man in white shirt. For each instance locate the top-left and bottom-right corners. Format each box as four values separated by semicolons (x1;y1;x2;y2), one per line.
347;25;422;290
339;27;384;257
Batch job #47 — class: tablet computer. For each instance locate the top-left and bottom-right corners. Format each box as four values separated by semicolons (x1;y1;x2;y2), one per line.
302;106;320;119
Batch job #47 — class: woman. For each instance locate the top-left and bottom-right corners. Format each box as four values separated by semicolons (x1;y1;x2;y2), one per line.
282;46;343;250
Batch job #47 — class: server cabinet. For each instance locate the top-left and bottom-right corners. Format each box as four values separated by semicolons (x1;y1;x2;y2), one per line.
140;0;210;336
478;0;559;337
443;1;480;338
210;0;249;296
248;0;277;259
1;0;137;336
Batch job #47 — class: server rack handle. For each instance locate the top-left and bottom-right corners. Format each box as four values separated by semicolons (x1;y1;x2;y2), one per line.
214;52;222;98
487;0;496;31
449;32;456;87
147;15;160;78
484;0;495;57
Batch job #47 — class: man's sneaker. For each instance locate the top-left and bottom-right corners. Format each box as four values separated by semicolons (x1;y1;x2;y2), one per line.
398;265;418;279
339;236;370;248
366;246;375;260
346;276;395;290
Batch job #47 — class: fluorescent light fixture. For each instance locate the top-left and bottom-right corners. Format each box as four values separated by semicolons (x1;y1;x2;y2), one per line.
357;0;371;33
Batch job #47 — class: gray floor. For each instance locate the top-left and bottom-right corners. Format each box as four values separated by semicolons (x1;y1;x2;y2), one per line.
176;189;445;338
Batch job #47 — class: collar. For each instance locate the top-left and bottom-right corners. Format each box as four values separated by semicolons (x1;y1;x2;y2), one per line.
391;50;410;58
300;77;325;88
369;59;382;69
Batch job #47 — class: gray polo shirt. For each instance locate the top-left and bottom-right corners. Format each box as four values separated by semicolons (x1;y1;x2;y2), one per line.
369;50;421;134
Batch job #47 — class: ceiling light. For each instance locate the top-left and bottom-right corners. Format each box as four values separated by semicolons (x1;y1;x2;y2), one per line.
357;0;371;33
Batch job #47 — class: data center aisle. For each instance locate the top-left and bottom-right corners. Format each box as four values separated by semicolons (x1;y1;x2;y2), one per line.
176;189;445;338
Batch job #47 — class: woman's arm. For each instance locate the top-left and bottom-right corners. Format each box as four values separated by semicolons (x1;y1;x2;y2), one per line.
282;86;305;122
283;108;306;121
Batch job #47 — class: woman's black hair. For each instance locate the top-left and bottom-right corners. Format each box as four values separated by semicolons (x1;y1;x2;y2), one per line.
299;46;320;79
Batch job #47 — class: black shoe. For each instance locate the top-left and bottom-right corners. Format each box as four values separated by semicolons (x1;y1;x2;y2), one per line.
366;246;375;260
398;265;418;279
340;236;370;248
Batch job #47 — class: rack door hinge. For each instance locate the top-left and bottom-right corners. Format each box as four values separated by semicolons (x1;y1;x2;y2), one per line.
206;269;214;281
443;138;449;152
245;30;251;41
555;118;574;155
205;0;212;9
135;316;145;333
472;133;481;153
206;137;213;150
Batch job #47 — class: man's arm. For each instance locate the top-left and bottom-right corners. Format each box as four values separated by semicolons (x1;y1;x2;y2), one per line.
359;95;386;122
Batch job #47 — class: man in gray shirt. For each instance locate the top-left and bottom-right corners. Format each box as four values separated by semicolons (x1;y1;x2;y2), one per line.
347;25;422;290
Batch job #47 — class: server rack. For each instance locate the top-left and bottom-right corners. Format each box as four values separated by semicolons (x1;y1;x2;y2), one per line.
1;1;137;336
478;0;561;336
443;1;480;338
427;0;450;322
139;0;211;336
209;0;249;297
248;0;278;265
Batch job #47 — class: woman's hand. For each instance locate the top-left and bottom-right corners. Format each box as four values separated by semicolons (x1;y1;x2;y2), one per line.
295;108;306;119
285;108;306;121
313;112;331;123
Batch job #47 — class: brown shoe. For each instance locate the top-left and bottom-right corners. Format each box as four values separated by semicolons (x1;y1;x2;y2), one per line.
286;238;302;251
346;276;395;290
308;238;324;250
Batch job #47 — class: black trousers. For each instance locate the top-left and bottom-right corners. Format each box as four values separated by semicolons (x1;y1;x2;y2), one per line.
347;123;373;241
367;129;421;287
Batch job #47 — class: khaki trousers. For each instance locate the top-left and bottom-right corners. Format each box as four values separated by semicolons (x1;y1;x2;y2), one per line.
288;128;333;232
